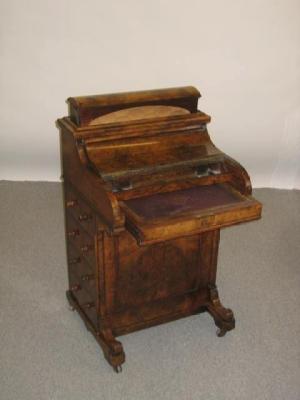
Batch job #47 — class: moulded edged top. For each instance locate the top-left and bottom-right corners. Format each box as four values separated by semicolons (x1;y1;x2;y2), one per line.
67;86;200;108
67;86;201;127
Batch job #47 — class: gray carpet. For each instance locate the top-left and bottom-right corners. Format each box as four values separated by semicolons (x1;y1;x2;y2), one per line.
0;182;299;400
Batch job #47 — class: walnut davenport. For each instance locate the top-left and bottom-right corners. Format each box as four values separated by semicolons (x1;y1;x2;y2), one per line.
57;86;262;372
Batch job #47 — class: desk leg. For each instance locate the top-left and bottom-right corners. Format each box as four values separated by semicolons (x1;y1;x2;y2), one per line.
96;328;125;373
66;290;125;372
206;284;235;337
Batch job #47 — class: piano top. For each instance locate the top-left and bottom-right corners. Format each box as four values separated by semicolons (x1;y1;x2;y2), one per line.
65;89;218;186
83;130;223;181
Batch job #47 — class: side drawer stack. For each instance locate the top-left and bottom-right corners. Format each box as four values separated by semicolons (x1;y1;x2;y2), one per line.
64;183;98;328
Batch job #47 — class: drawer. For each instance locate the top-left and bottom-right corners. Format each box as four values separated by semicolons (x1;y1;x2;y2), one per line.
66;213;81;248
68;255;97;327
69;270;97;307
65;185;96;236
67;243;97;300
80;227;96;267
71;286;97;327
66;213;96;268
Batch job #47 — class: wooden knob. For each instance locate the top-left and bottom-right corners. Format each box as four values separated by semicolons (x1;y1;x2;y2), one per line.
68;229;80;238
78;213;92;221
70;284;81;292
66;199;78;208
81;244;92;253
81;274;95;281
69;257;81;265
83;302;95;309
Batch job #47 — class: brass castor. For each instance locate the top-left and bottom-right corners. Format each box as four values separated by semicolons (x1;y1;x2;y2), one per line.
114;365;122;373
216;327;227;337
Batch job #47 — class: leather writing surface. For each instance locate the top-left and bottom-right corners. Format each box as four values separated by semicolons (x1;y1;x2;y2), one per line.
124;184;242;220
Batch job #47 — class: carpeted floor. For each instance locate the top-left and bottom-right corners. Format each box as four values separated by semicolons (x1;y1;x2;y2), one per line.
0;182;299;400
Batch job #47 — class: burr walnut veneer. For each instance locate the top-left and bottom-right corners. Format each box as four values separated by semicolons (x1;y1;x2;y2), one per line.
57;86;262;372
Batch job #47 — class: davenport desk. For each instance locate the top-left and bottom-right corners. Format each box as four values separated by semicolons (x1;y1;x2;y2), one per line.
57;86;262;372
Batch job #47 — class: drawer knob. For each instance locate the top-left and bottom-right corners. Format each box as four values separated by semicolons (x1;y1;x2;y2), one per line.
78;213;93;221
81;244;92;253
81;274;95;281
69;257;81;265
68;229;80;238
71;284;81;292
66;199;78;208
83;302;95;309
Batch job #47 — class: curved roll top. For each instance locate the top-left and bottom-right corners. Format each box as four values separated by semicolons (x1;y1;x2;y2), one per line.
67;86;200;127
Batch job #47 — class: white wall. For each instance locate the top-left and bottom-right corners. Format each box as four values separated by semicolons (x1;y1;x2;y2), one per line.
1;0;299;188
